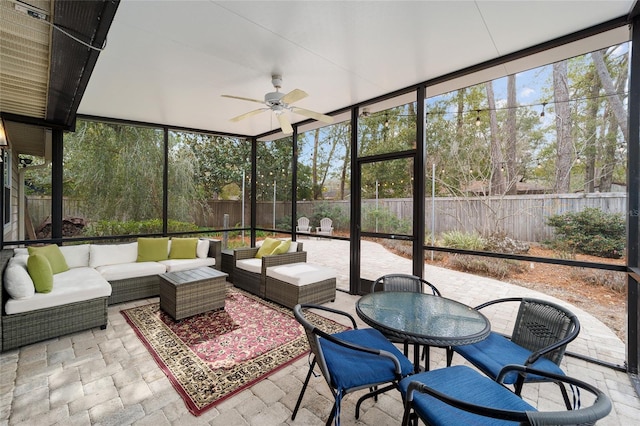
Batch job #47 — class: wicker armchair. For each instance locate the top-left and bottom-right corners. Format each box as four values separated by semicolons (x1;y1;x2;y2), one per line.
446;297;580;408
233;241;306;298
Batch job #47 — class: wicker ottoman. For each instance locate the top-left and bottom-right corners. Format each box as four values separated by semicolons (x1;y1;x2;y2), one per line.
265;263;336;309
159;267;228;320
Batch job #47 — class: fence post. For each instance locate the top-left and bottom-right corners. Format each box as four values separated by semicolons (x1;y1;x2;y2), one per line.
223;214;229;249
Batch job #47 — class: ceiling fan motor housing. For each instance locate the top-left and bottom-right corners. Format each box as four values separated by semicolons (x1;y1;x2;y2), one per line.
265;91;285;107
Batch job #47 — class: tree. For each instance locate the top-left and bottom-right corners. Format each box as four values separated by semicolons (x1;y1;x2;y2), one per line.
485;81;506;195
552;60;573;193
592;49;628;143
505;74;518;195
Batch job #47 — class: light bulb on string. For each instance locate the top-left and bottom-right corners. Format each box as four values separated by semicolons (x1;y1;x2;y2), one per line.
540;102;546;118
475;110;481;126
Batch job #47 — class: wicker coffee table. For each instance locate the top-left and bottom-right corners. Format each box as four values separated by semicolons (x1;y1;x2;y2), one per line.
159;267;228;320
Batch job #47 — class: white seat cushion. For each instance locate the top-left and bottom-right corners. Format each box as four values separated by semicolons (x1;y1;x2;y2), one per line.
96;262;166;281
266;263;336;286
5;267;112;315
235;258;262;274
159;257;215;272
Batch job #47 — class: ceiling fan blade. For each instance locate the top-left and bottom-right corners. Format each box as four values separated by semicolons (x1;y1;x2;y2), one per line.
280;88;308;105
221;94;265;105
291;107;334;124
230;108;268;122
277;113;294;135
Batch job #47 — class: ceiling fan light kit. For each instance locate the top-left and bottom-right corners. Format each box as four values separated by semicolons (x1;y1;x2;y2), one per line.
222;74;333;135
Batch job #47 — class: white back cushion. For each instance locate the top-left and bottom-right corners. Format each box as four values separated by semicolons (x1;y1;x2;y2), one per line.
4;256;34;299
90;242;138;268
197;239;209;258
60;245;91;268
13;248;28;256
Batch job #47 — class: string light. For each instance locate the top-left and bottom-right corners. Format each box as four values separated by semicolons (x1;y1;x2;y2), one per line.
426;91;627;118
475;110;481;126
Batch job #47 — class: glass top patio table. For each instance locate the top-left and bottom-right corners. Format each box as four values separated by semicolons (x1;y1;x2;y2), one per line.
356;292;491;349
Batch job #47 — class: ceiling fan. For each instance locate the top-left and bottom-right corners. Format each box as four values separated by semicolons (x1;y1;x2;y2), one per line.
222;75;334;134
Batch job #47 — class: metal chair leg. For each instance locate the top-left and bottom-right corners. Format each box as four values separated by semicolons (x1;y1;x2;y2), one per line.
292;358;316;420
446;347;454;366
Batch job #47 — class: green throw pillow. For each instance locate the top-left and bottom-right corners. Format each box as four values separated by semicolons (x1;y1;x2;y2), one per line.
255;238;280;259
137;237;170;262
169;238;198;259
27;254;53;293
28;244;69;274
271;239;291;255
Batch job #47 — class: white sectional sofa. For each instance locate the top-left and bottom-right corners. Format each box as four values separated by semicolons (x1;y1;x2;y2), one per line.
0;238;221;351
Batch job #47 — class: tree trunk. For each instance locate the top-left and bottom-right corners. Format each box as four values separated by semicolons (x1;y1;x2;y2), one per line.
553;60;573;193
599;107;617;192
312;129;320;199
485;81;506;195
453;89;464;157
584;70;601;193
592;49;628;143
505;75;518;195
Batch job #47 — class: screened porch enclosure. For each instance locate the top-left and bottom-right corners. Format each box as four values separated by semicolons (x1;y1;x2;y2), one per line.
0;0;638;390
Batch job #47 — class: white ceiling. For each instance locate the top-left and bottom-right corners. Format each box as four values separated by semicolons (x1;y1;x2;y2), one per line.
78;0;634;138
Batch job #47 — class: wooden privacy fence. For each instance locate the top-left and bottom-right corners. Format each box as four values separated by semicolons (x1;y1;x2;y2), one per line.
28;193;627;243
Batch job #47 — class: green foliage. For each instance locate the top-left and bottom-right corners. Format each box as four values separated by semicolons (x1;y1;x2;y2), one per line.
440;230;486;250
448;255;526;280
276;215;293;231
546;208;625;258
311;202;348;231
361;206;411;235
83;219;199;237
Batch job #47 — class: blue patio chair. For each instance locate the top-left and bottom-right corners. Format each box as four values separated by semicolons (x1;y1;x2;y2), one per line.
291;303;414;426
446;297;580;408
371;274;442;368
399;364;611;426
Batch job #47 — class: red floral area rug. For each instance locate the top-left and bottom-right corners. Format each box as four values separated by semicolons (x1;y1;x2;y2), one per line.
121;287;346;416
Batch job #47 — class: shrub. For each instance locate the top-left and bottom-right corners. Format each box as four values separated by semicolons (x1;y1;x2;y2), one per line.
448;255;526;280
570;268;627;293
546;208;625;259
83;219;200;237
276;215;292;231
439;230;486;251
311;202;348;232
361;205;412;235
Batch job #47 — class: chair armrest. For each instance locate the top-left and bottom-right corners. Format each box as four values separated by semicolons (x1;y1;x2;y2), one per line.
234;247;259;261
496;364;612;422
207;239;222;270
296;303;358;329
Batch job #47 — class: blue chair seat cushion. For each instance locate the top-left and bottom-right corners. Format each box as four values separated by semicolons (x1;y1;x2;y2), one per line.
399;365;536;426
454;332;565;383
320;328;414;391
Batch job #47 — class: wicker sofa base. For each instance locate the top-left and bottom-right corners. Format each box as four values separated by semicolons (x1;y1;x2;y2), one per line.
233;267;263;297
108;275;160;305
265;276;336;309
2;297;108;351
